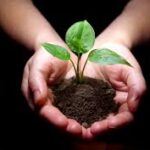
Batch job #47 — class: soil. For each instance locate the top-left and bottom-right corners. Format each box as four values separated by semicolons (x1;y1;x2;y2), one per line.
51;77;119;128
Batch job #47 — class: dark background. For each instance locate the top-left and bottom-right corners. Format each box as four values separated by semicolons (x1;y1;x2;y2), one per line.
1;0;150;149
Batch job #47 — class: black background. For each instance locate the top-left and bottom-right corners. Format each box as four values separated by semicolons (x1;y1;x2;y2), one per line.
1;0;150;149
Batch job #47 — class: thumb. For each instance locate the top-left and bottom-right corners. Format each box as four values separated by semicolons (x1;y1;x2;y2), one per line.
127;70;146;112
28;56;53;109
29;71;49;109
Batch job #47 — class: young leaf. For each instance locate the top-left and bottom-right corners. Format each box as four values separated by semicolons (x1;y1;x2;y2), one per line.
65;20;95;54
88;49;132;66
42;43;70;61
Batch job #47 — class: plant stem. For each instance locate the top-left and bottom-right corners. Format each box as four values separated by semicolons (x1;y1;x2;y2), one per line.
70;59;77;76
76;53;81;83
80;55;89;82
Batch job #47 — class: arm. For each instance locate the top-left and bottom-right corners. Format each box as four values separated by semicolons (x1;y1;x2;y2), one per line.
95;0;150;49
0;0;65;50
0;0;81;136
89;0;147;136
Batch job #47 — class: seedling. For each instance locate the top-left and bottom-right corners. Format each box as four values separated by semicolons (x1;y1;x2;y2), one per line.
42;20;131;83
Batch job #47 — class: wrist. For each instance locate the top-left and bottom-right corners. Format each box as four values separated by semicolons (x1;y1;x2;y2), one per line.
33;33;66;52
95;30;133;51
34;34;77;62
93;41;141;71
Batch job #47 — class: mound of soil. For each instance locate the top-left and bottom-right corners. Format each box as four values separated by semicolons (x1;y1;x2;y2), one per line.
52;77;118;128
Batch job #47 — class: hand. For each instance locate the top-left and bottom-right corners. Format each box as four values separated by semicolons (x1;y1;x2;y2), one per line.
81;43;146;138
21;47;84;136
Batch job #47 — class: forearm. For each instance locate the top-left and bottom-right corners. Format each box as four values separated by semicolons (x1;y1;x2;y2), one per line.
95;0;150;49
0;0;64;51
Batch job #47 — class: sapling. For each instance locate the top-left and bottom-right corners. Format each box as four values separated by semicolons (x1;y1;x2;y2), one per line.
41;20;131;83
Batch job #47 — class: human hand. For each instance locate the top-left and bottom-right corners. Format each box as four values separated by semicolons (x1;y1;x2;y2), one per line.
81;43;146;138
21;47;85;136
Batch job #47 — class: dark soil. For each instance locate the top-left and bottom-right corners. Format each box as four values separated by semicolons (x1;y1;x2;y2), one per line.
51;77;119;128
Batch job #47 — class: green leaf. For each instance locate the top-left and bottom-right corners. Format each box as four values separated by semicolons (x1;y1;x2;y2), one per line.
65;20;95;54
41;43;70;61
88;49;132;66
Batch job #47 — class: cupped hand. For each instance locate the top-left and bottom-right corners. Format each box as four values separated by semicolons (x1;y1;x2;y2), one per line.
21;47;84;136
21;43;146;140
81;43;146;138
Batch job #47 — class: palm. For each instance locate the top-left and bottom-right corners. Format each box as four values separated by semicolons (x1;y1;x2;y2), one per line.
83;62;130;114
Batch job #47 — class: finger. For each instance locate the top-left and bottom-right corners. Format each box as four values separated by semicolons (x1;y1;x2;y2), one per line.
91;111;133;136
90;119;109;136
80;126;94;140
127;70;146;112
108;111;134;128
82;126;88;139
114;91;128;104
29;72;48;108
40;104;68;128
84;128;94;140
66;119;82;136
21;63;34;109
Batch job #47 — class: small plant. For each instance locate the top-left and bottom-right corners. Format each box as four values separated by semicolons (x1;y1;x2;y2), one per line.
42;20;131;83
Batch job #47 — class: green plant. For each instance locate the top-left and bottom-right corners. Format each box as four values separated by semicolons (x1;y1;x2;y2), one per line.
41;20;131;83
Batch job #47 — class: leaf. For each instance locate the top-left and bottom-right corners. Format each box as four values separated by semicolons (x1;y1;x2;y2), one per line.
88;49;132;66
41;43;70;61
65;20;95;54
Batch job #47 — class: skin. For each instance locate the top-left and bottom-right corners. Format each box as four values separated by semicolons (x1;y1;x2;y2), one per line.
0;0;148;139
